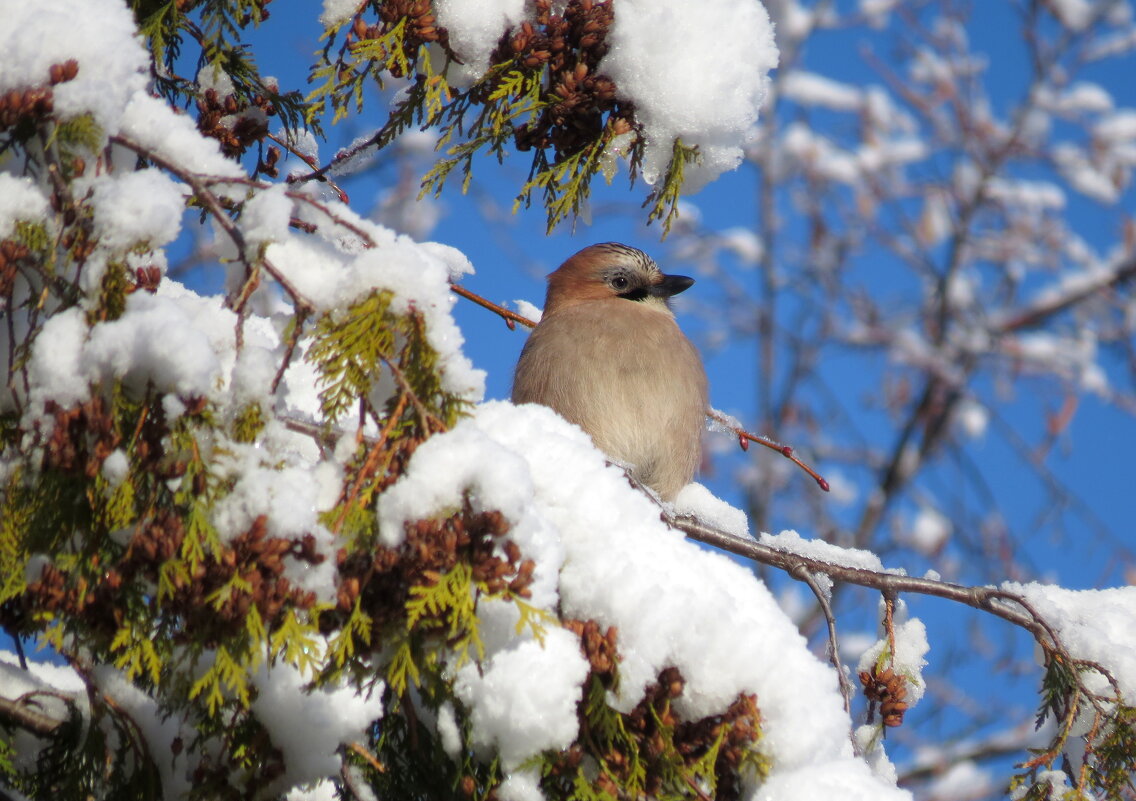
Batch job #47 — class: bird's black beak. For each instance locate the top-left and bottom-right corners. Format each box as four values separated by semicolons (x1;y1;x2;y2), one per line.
649;274;695;298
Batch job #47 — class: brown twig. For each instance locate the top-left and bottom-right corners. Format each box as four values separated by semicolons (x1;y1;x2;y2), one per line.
673;513;1034;639
792;564;854;713
289;129;383;189
109;134;316;319
348;740;386;773
707;409;830;492
333;392;409;534
449;283;536;330
998;252;1136;333
883;593;897;667
670;512;1121;729
0;692;65;737
268;131;348;203
271;306;310;396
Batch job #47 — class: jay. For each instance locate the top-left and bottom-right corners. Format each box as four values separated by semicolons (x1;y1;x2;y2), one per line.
512;243;708;501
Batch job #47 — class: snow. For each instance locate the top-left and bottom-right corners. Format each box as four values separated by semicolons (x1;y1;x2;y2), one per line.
760;529;886;573
210;458;339;598
240;183;294;248
0;650;88;775
418;240;475;282
377;420;535;547
434;0;527;85
118;93;245;181
454;627;589;769
857;598;930;709
1005;330;1109;395
21;308;90;412
673;481;751;538
497;770;545;801
1096;108;1136;141
91;664;194;798
1003;582;1136;704
1053;143;1122;203
512;298;542;324
923;760;996;801
251;661;385;792
83;292;225;399
264;230;486;400
781;123;926;186
91;169;186;251
101;448;130;485
954;398;989;439
0;174;50;239
861;0;902;25
1049;0;1094;30
0;0;148;133
906;507;951;555
319;0;361;29
436;701;462;758
721;226;764;265
987;177;1066;210
599;0;778;190
375;401;910;797
1039;82;1114;115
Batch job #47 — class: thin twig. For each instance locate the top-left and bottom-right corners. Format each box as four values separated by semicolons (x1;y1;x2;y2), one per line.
449;283;536;330
792;564;854;713
0;692;64;736
109;134;315;316
672;513;1036;636
707;409;830;492
333;392;409;534
268;131;348;202
290;129;383;188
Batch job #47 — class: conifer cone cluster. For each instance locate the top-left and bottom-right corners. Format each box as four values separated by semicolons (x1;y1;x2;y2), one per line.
2;392;324;648
503;0;632;159
41;396;121;479
11;510;324;648
195;84;278;160
329;503;535;639
859;664;910;727
349;0;630;160
350;0;452;75
0;59;77;134
564;617;620;681
544;661;765;801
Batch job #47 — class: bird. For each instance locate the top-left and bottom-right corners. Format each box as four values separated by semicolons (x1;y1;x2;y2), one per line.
512;242;708;501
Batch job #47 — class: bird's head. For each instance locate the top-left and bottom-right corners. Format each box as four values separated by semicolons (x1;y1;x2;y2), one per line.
544;242;695;316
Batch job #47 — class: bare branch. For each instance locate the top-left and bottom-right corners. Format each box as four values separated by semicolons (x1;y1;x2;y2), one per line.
0;692;64;737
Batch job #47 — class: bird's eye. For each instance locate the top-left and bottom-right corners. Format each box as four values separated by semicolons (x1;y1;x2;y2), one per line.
611;276;629;291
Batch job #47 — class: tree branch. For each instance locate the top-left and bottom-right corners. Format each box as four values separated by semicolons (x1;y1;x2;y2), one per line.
0;692;63;737
671;513;1038;639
